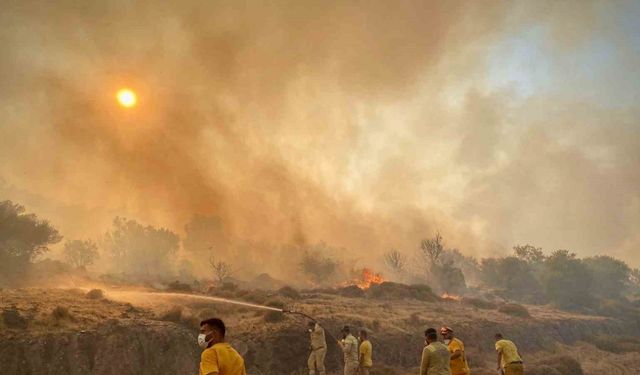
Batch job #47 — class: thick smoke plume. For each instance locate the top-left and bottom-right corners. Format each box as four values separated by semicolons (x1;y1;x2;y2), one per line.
1;1;638;280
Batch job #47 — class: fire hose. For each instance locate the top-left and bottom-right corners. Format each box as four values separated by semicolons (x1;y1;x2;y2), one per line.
281;308;346;371
281;308;340;343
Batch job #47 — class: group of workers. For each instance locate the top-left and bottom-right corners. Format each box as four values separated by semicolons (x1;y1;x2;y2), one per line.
196;317;523;375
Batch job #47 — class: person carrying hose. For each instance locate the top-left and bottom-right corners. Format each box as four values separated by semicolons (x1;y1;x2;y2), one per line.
337;325;359;375
307;320;327;375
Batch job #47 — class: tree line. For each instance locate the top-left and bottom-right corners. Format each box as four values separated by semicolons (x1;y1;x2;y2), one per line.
383;234;640;314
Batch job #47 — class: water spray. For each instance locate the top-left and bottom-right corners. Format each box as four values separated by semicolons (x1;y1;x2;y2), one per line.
106;290;340;342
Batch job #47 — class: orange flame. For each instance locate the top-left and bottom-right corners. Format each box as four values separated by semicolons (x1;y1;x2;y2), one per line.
355;268;384;289
441;292;462;301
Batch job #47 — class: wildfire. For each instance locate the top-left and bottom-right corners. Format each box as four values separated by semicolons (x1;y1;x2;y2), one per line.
441;292;462;301
355;268;384;289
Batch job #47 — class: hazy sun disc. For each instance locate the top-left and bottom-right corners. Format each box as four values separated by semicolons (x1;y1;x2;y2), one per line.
116;88;137;108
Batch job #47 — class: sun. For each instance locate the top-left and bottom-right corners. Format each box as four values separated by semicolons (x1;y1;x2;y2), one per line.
116;88;137;108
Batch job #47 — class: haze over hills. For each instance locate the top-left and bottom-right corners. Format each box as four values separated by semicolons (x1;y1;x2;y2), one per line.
1;1;639;272
1;1;640;374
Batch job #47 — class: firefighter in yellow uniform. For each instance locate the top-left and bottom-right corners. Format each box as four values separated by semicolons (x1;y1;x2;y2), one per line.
420;328;451;375
440;327;470;375
495;333;524;375
198;318;246;375
307;321;327;375
358;329;373;375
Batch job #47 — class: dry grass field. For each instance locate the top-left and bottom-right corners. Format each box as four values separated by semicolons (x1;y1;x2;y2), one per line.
1;287;639;375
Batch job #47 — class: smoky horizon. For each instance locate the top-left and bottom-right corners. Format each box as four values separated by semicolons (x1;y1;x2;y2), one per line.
1;0;639;281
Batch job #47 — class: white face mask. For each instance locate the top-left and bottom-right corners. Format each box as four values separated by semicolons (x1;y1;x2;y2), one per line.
198;333;209;349
444;339;451;345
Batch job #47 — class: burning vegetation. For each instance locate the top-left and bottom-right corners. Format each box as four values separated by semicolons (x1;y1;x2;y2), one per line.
350;267;385;289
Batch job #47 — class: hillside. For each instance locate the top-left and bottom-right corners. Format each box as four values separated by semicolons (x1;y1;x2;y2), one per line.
1;287;639;375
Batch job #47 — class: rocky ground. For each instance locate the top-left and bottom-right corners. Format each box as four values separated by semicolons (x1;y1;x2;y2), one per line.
1;287;639;375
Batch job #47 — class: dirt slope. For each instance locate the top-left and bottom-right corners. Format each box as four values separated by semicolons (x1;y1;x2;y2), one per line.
1;288;638;375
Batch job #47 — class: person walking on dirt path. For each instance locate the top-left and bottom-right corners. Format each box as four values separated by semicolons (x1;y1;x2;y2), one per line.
420;327;452;375
198;318;246;375
495;333;523;375
440;327;470;375
307;320;327;375
337;325;359;375
358;329;373;375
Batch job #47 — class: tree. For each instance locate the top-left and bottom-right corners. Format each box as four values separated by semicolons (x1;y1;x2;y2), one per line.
0;201;62;281
63;240;99;269
299;244;340;285
419;232;444;267
209;254;233;283
440;248;481;286
103;217;179;278
384;249;407;274
480;256;544;303
417;233;466;293
434;260;466;294
542;250;593;310
513;244;545;264
583;256;631;299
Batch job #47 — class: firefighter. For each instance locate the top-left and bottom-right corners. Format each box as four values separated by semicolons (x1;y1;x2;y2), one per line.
440;327;470;375
307;321;327;375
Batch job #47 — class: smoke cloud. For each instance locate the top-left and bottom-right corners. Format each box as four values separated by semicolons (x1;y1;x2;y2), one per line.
1;0;638;279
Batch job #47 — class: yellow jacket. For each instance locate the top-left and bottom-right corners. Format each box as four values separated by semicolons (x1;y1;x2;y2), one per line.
420;342;451;375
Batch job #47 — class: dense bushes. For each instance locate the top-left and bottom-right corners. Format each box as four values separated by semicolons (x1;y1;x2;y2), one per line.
167;280;193;292
530;355;583;375
462;297;497;310
368;282;439;302
0;200;62;285
86;289;104;299
591;334;640;353
498;303;530;317
51;306;71;321
277;286;301;300
263;299;285;323
477;245;640;314
159;305;200;328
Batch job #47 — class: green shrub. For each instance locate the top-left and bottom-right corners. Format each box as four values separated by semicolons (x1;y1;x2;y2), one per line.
2;309;28;329
52;306;71;320
532;355;583;375
277;286;302;300
221;282;238;291
592;334;640;353
160;305;184;322
86;289;104;299
371;320;381;330
339;285;365;298
367;282;438;301
159;305;200;328
408;312;422;325
264;310;285;323
527;365;562;375
262;299;286;323
498;303;530;318
167;280;192;292
462;297;497;310
242;290;269;304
